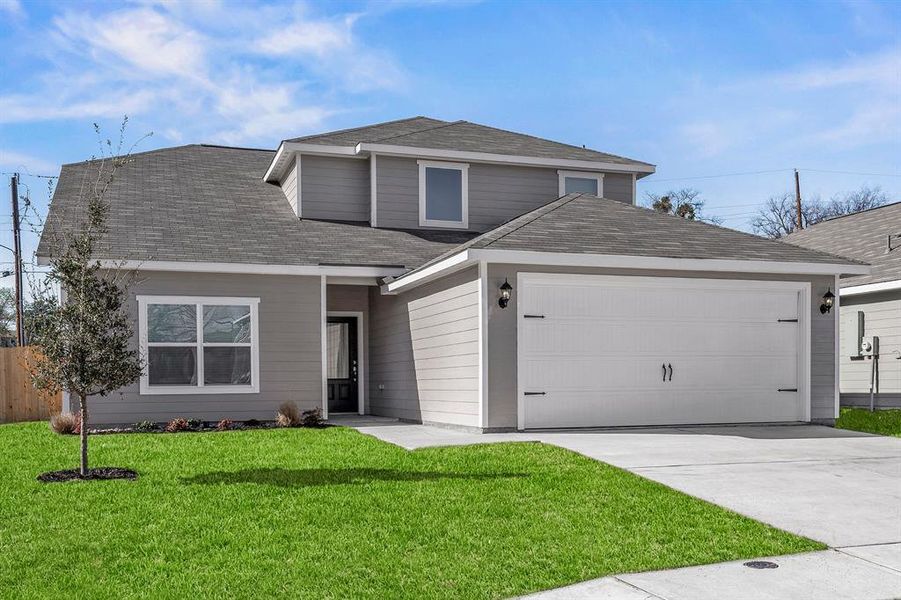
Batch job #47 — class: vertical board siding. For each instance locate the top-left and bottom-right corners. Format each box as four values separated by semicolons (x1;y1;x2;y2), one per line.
0;347;61;423
80;271;323;425
839;292;901;407
486;265;836;429
368;266;480;427
300;155;370;221
376;155;635;231
280;157;299;216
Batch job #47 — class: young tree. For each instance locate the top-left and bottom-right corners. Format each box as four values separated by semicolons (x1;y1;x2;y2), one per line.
645;188;723;225
752;185;889;239
28;121;145;477
0;287;14;341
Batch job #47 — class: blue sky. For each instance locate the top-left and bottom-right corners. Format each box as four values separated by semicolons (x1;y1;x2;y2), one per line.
1;0;899;292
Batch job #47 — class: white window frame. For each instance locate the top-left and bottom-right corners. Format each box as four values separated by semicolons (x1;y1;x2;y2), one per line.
557;170;604;197
418;160;469;229
138;295;261;395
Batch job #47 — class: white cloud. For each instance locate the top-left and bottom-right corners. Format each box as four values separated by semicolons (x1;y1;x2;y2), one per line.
0;1;405;144
0;149;59;175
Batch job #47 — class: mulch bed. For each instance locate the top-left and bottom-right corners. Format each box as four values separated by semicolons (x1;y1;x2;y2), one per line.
37;467;138;483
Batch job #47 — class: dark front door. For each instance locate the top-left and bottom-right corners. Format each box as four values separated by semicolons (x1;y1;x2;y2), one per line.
327;316;358;413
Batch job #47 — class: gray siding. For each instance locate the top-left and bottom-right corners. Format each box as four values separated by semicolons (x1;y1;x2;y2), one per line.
327;284;371;411
300;155;370;221
368;266;480;427
280;156;299;216
376;155;633;231
485;264;837;429
839;290;901;408
85;272;322;425
603;172;634;204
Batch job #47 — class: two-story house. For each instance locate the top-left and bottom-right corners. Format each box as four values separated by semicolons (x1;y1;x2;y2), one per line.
37;117;868;430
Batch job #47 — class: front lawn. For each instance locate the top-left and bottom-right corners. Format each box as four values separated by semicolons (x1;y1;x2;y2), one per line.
0;423;822;599
837;407;901;437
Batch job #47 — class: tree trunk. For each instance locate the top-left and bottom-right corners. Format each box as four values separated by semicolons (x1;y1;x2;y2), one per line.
79;394;88;477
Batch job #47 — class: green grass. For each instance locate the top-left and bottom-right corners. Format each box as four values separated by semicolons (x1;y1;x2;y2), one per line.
0;423;823;599
836;407;901;437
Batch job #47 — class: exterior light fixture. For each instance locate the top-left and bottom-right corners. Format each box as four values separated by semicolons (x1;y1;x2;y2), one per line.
498;278;512;309
820;288;835;314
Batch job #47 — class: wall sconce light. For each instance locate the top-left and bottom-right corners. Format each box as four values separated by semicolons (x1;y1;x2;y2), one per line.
820;288;835;314
498;278;512;309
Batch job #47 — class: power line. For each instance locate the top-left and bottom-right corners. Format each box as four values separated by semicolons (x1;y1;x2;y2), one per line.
797;168;901;178
643;166;900;184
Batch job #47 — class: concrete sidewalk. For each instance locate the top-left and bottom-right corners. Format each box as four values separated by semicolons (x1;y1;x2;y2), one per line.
334;416;901;599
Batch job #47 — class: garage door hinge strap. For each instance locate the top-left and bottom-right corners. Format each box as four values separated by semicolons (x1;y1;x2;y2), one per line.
523;314;545;319
524;391;546;396
777;319;799;323
777;388;798;392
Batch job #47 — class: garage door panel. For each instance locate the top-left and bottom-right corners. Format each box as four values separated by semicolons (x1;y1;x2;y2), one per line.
519;275;806;429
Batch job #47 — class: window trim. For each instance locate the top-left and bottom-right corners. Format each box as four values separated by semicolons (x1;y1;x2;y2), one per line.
418;160;469;229
557;170;604;197
138;295;261;395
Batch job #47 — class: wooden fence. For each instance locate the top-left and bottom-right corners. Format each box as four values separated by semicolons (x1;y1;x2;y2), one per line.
0;347;61;424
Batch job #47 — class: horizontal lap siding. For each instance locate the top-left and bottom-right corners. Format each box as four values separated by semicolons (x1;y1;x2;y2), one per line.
280;158;299;216
839;291;901;407
376;155;633;232
368;266;480;427
301;155;370;221
603;173;633;204
83;271;322;425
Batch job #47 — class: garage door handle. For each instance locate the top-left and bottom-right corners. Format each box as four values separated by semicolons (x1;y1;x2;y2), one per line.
667;363;673;381
662;363;667;381
524;391;546;396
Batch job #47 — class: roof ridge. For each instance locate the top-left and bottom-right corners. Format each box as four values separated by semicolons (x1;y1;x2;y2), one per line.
61;143;273;167
800;200;901;227
457;119;655;167
370;120;466;143
287;116;445;143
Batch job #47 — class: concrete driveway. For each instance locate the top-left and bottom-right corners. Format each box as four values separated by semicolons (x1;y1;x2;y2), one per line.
337;416;901;598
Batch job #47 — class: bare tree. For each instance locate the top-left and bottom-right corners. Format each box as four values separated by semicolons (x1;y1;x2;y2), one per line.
752;185;889;238
0;287;14;341
645;188;722;225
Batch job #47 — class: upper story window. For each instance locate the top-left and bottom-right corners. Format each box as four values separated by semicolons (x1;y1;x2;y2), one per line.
418;160;469;229
138;295;260;395
558;170;604;197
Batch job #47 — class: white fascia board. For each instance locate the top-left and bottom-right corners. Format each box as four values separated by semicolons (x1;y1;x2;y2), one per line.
384;248;870;294
840;279;901;296
357;143;656;175
263;142;361;182
466;249;871;276
95;259;406;279
381;250;474;294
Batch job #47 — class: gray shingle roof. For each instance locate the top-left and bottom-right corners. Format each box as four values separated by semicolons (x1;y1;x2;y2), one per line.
784;202;901;287
37;145;474;269
286;116;651;167
402;193;865;278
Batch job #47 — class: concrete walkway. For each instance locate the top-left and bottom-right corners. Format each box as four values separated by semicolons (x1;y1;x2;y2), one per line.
333;416;901;599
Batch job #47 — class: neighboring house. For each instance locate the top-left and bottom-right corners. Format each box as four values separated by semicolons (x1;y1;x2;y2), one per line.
37;116;868;430
786;203;901;409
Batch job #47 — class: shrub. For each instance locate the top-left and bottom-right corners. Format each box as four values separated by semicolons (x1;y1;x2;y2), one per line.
186;418;203;431
49;412;81;435
165;418;190;433
301;407;325;428
215;419;234;432
276;402;301;427
133;420;156;433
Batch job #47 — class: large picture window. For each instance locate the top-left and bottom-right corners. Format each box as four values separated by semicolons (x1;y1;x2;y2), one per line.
138;296;260;395
418;160;469;229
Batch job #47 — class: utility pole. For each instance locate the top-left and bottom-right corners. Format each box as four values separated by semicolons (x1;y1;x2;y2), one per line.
794;168;803;231
10;174;24;346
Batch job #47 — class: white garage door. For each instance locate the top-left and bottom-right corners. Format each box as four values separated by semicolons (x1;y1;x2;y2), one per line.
518;274;809;429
